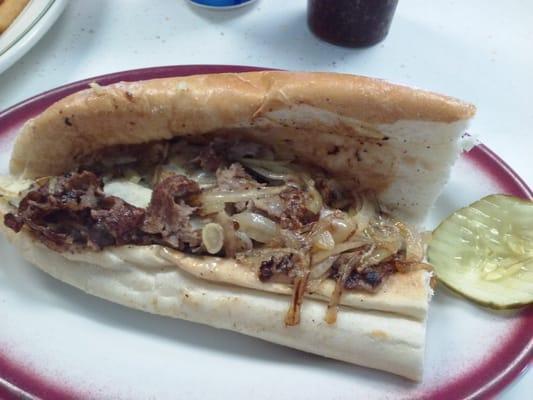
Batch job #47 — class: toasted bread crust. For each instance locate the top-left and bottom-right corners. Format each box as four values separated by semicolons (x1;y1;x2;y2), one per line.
9;71;475;178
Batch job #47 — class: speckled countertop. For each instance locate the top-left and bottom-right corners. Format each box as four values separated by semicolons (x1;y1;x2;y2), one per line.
0;0;530;398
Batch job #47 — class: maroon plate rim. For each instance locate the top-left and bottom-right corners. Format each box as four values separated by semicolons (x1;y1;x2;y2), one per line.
0;65;531;400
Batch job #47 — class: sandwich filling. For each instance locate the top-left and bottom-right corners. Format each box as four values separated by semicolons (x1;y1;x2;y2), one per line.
2;137;430;324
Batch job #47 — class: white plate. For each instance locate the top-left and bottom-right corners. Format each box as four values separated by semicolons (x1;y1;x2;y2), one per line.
0;66;530;399
0;0;68;75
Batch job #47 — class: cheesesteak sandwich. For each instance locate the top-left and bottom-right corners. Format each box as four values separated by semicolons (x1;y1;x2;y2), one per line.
0;71;475;380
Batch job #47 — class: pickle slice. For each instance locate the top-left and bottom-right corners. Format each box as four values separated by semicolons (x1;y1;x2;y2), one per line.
428;194;533;309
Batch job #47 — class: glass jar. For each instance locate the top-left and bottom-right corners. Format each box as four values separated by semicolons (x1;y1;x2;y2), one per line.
308;0;399;47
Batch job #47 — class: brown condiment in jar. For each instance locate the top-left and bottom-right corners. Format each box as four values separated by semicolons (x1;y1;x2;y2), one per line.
308;0;399;47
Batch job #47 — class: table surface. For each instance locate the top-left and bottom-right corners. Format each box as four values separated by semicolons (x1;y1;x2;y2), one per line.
0;0;531;398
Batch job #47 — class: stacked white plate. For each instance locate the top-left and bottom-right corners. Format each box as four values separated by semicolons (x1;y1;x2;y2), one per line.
0;0;68;75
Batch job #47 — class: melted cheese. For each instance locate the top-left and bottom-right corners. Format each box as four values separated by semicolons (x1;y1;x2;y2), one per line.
103;180;153;208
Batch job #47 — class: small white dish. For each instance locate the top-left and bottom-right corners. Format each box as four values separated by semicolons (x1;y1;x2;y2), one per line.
0;0;68;75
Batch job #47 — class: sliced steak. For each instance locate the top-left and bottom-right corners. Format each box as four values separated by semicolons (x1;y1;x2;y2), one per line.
329;255;397;292
216;163;263;191
142;175;201;250
254;186;318;231
258;253;297;283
